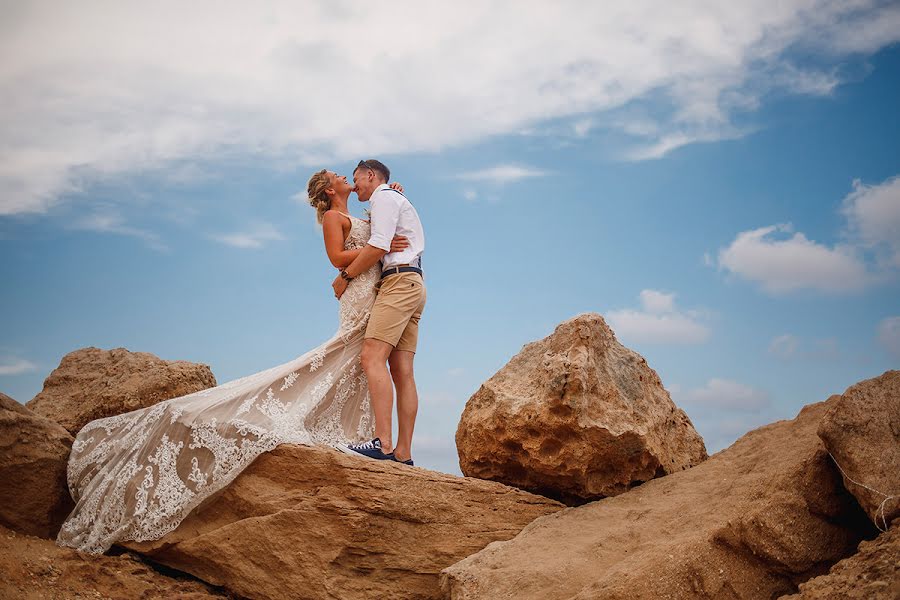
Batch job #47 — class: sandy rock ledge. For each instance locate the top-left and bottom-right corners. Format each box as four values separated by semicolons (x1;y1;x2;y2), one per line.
124;444;563;600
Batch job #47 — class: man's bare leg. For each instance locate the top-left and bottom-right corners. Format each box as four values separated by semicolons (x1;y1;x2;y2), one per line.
389;349;418;462
360;338;396;454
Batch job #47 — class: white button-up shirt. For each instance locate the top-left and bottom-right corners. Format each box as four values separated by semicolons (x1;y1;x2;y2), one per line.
367;183;425;269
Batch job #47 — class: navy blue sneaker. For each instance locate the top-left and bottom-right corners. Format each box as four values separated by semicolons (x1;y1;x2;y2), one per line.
389;453;414;466
337;438;394;461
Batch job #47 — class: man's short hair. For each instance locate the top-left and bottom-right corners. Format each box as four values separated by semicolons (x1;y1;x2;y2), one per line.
356;159;390;182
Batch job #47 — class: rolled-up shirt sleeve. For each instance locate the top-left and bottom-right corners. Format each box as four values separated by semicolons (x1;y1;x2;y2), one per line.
367;192;400;251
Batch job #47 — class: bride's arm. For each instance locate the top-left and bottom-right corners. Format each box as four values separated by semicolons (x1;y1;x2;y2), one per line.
322;212;408;269
322;212;359;269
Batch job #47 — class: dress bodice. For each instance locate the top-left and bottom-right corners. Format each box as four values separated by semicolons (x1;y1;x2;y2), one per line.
342;213;370;251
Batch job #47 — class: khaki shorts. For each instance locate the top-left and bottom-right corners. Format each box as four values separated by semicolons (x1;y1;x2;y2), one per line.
364;271;427;353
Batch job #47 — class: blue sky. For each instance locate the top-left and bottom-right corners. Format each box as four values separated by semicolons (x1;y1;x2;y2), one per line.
2;2;899;475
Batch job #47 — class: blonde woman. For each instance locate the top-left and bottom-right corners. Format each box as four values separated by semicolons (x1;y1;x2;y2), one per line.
57;169;408;555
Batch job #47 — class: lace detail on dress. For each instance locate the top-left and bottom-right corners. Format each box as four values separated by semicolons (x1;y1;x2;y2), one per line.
57;213;379;555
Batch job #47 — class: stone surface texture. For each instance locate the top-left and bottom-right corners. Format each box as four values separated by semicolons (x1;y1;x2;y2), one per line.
780;523;899;599
817;370;899;529
26;346;217;435
0;524;228;599
441;400;875;600
123;444;563;600
0;392;75;538
456;313;707;503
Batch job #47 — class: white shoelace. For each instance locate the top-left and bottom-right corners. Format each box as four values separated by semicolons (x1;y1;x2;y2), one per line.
350;439;379;451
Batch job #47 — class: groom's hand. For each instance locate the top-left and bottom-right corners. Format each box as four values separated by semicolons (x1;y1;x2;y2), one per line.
332;273;348;300
390;235;409;253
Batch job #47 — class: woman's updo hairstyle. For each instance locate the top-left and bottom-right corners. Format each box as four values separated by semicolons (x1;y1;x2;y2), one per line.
307;169;332;224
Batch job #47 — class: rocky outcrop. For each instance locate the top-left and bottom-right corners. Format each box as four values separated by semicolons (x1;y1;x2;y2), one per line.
441;399;875;599
0;392;74;538
780;523;899;599
817;370;899;529
124;444;562;600
27;346;217;435
0;524;227;599
456;313;707;504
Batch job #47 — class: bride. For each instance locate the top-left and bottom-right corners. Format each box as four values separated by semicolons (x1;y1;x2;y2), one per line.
56;169;407;555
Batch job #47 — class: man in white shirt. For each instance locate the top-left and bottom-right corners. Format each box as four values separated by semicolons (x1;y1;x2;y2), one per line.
332;159;426;466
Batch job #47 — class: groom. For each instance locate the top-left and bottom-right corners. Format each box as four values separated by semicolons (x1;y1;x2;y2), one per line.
332;159;426;466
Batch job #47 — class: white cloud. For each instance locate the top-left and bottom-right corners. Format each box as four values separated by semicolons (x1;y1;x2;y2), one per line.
2;2;899;215
678;378;771;411
769;333;841;361
638;289;675;314
455;165;549;185
606;289;710;344
841;176;900;268
769;334;800;359
462;189;478;202
715;174;900;294
672;377;778;453
716;224;871;293
209;222;285;249
0;358;38;376
68;211;168;252
572;118;594;138
877;316;900;360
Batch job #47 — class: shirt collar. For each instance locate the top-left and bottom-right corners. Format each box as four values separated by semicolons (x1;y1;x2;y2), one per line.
373;183;390;193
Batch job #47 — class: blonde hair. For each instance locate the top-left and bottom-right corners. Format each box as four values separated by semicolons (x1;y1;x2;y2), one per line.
307;169;332;224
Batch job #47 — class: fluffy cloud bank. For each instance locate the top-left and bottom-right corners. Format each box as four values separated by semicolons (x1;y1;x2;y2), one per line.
717;224;871;294
606;290;710;344
715;174;900;294
2;1;900;215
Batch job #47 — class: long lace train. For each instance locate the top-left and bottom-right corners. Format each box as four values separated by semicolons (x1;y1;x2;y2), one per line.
57;214;380;554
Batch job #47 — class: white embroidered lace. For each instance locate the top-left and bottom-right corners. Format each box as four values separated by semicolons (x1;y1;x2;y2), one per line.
57;215;380;554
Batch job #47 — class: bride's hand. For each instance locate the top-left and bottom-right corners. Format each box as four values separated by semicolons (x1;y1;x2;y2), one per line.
389;182;404;193
390;235;410;253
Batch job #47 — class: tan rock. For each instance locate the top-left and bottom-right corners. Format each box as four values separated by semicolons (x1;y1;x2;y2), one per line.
0;524;227;599
780;524;899;599
817;370;900;529
441;400;875;600
0;392;75;538
124;444;562;600
27;346;217;435
456;313;707;504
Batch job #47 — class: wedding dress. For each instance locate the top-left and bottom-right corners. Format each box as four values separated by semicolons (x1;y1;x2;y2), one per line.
57;213;380;555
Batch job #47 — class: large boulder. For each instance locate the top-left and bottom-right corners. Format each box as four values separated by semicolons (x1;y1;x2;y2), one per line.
124;444;562;600
456;313;707;503
780;523;899;599
817;370;899;529
0;392;75;538
0;524;226;599
27;347;217;435
440;399;875;599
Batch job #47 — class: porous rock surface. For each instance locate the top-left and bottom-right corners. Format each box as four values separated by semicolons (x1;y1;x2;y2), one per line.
123;444;563;600
779;523;899;599
456;313;707;503
0;524;228;599
0;392;75;538
441;400;875;600
817;370;899;529
27;346;217;435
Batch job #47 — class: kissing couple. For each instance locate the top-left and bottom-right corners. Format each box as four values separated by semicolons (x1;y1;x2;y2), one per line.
56;159;426;555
